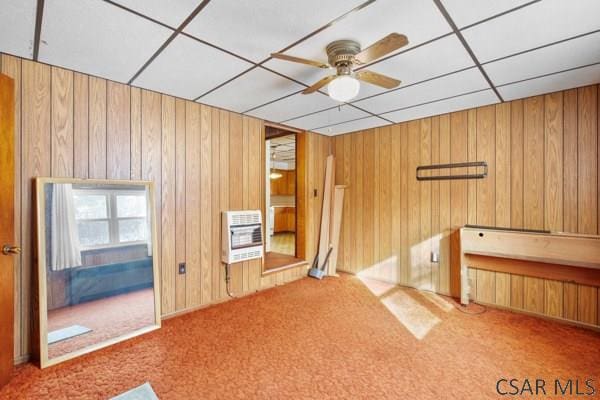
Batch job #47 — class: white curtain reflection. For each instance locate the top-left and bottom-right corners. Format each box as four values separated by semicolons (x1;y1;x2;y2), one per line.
51;183;82;271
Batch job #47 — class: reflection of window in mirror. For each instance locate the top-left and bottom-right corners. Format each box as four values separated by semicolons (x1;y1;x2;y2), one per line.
72;189;148;249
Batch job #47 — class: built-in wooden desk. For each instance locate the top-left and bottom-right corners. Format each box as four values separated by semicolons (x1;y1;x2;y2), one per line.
459;225;600;305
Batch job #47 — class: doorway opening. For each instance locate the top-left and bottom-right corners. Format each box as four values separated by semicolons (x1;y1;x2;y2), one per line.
264;126;305;273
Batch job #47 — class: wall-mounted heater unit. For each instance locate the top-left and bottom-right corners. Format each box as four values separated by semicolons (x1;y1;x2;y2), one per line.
222;210;264;264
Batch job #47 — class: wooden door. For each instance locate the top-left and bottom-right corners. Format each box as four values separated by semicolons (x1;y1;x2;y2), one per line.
0;73;16;387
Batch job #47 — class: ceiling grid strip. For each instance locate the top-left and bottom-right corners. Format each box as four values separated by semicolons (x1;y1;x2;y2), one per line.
315;60;600;131
25;0;600;134
126;0;212;85
192;0;378;101
459;0;542;31
495;60;600;89
103;0;176;30
432;0;504;103
32;0;45;61
275;26;600;125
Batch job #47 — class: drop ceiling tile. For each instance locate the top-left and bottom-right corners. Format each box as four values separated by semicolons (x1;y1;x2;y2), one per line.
285;105;369;131
382;89;498;123
247;92;339;123
184;0;365;62
39;0;172;83
266;0;451;83
265;35;474;102
355;67;489;115
497;63;600;101
0;0;36;59
263;59;333;91
314;116;389;136
463;0;600;63
483;31;600;86
351;34;475;100
440;0;532;28
110;0;200;28
134;34;252;100
199;68;304;113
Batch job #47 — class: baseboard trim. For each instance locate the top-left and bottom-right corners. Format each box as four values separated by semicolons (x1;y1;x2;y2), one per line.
473;300;600;333
262;261;308;276
161;288;262;320
14;354;29;365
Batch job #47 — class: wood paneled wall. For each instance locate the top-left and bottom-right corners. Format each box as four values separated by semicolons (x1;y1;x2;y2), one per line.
333;84;600;329
1;53;329;363
270;169;295;196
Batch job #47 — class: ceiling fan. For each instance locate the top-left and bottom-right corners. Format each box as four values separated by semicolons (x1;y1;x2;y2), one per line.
271;33;408;103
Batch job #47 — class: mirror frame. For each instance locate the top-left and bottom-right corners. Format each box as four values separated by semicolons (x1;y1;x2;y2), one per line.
35;177;161;368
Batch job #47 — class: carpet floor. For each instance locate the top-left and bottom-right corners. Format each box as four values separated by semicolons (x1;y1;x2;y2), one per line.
1;274;599;399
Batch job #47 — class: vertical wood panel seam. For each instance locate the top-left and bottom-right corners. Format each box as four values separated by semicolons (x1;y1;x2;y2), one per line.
519;112;523;230
543;96;546;230
474;109;477;222
18;57;24;355
71;72;75;177
49;68;53;176
19;60;23;354
494;106;497;225
87;77;90;177
183;103;186;304
104;80;108;178
576;93;579;231
509;105;512;227
160;95;165;305
129;87;132;179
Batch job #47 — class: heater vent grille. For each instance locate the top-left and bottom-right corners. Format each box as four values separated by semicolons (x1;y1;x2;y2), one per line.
222;210;264;264
231;212;261;226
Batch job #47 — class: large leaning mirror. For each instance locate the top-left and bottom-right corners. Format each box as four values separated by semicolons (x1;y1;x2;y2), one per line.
36;178;161;368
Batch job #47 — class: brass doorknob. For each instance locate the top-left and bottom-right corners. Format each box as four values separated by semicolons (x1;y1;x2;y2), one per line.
2;245;21;255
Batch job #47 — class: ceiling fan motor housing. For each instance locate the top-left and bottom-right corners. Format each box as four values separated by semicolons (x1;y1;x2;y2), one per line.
287;34;404;96
326;40;361;72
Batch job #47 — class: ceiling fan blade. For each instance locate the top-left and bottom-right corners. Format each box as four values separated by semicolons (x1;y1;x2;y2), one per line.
270;53;330;69
354;33;409;65
355;70;401;89
302;75;338;94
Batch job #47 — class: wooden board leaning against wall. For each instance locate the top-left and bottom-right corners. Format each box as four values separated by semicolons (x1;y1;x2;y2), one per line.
1;53;330;364
333;84;600;330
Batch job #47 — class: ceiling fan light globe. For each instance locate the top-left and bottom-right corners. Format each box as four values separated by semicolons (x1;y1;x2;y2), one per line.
328;76;360;102
269;171;283;180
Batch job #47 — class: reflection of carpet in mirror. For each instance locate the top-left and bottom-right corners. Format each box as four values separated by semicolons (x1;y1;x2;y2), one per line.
48;288;155;359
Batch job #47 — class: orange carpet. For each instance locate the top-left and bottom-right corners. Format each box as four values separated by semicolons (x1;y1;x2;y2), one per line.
1;274;599;399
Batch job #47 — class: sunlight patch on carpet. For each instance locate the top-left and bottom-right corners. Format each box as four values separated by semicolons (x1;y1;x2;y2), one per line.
357;275;397;297
111;382;158;400
356;255;399;286
419;290;454;312
382;290;441;340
